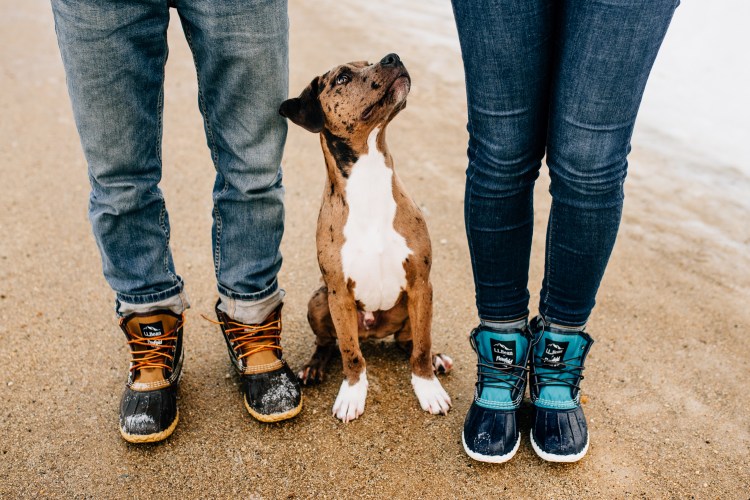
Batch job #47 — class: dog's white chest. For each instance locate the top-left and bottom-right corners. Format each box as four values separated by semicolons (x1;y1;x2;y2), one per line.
341;129;411;312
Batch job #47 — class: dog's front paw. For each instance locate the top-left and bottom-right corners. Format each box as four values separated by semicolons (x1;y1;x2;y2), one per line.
432;353;454;375
332;369;368;422
411;374;451;415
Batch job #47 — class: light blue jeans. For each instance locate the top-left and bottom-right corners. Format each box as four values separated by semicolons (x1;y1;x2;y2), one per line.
52;0;289;322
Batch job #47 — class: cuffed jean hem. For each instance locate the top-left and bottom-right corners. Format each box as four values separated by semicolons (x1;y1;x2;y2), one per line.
217;277;280;303
218;288;285;325
476;309;531;324
116;290;191;318
115;277;185;306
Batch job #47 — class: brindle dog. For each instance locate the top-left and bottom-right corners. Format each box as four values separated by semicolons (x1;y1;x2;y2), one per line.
280;54;452;422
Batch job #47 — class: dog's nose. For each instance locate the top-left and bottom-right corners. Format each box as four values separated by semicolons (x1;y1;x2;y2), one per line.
380;53;401;67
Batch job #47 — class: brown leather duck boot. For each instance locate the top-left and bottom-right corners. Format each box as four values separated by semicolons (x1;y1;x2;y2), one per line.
214;301;302;422
118;310;184;443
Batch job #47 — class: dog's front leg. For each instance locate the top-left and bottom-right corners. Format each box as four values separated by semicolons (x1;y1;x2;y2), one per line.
408;281;451;415
327;286;368;422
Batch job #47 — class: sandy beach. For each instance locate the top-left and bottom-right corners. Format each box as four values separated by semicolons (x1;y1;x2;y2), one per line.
1;0;748;498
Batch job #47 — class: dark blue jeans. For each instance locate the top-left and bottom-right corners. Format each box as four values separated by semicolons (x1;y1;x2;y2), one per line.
52;0;289;320
452;0;678;327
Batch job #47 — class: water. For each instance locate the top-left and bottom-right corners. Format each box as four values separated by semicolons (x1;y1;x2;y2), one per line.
366;0;750;176
638;0;750;173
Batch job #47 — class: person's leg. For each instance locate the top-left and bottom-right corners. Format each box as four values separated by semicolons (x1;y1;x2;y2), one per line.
52;0;186;443
456;1;555;324
176;0;288;325
530;0;679;462
52;0;187;314
451;0;556;463
541;0;679;327
176;0;300;422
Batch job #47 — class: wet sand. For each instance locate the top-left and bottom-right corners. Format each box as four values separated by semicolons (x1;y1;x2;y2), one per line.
1;0;748;497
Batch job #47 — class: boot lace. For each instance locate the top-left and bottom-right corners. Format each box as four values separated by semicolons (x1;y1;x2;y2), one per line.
532;353;585;392
470;333;528;393
122;316;184;373
203;315;282;359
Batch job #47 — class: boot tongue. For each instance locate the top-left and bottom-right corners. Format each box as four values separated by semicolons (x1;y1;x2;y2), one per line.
476;330;528;368
534;329;590;366
123;313;180;384
474;329;529;405
239;309;282;368
533;329;593;407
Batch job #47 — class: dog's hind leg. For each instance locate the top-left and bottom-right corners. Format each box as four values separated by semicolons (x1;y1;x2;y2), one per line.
299;285;338;385
300;286;338;383
395;320;453;375
394;318;413;354
431;352;453;375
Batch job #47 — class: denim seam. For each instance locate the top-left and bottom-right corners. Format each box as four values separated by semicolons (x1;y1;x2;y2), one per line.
155;30;178;287
465;178;479;301
155;39;166;172
541;198;555;318
157;192;178;285
214;180;229;278
212;199;221;277
465;110;482;318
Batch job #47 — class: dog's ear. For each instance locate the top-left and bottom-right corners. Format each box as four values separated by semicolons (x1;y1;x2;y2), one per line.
279;76;324;133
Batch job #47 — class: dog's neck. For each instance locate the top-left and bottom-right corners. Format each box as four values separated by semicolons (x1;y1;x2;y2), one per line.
321;126;392;183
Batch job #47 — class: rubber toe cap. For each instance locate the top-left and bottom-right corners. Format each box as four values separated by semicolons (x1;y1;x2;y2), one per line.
462;402;520;463
243;363;302;420
119;385;178;441
530;405;589;462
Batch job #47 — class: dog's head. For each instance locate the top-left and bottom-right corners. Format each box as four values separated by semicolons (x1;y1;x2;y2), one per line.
279;53;410;139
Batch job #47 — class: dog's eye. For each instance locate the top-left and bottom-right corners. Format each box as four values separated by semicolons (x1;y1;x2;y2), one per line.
336;74;350;85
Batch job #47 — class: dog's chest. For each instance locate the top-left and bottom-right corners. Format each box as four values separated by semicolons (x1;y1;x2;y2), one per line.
340;136;411;312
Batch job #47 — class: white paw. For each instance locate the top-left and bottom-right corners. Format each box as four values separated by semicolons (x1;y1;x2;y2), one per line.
411;373;452;415
332;369;368;422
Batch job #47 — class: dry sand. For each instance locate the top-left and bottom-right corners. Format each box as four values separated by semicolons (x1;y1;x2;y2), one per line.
1;0;748;498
